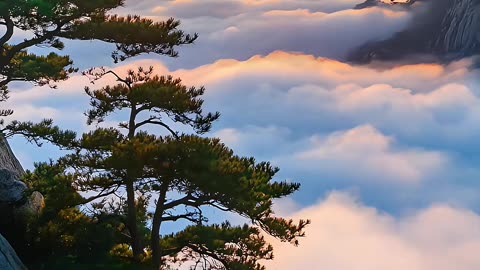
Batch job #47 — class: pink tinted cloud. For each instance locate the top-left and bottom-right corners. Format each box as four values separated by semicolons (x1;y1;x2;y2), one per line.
266;192;480;270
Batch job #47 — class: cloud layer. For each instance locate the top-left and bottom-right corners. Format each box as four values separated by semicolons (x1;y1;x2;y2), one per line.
267;192;480;270
7;51;480;211
114;1;413;69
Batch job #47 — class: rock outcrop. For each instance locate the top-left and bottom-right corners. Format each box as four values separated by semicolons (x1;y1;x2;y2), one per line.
0;134;44;269
0;135;25;178
0;233;27;270
0;135;28;207
16;191;45;221
0;135;45;228
0;135;44;213
434;0;480;55
350;0;480;62
355;0;416;9
0;169;27;205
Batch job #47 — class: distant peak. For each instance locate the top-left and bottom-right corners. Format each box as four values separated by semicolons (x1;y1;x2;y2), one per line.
380;0;412;4
355;0;416;9
350;0;480;63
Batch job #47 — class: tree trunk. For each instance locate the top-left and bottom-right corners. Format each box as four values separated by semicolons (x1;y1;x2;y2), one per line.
126;180;142;261
151;183;168;270
126;103;143;261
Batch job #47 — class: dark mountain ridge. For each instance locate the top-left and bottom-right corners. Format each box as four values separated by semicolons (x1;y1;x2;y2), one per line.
350;0;480;63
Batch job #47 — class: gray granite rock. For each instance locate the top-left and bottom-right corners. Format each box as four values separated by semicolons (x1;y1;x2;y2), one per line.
0;135;27;205
0;135;44;269
0;233;27;270
350;0;480;63
0;136;24;177
0;170;27;204
16;191;45;221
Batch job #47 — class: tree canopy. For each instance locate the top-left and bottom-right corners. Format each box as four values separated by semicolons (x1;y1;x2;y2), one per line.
0;0;196;117
5;66;309;269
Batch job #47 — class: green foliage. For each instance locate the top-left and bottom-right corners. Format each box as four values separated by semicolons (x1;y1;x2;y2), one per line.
154;135;309;244
0;0;196;119
15;162;139;269
83;66;219;133
2;119;76;147
0;0;195;88
23;161;83;213
4;50;76;87
63;16;198;62
162;222;274;270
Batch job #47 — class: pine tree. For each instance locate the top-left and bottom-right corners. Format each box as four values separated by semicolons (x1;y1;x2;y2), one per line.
5;67;310;269
1;2;195;261
0;0;196;117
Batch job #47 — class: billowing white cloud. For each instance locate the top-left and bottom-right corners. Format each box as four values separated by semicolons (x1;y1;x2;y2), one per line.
215;124;448;184
2;104;61;122
266;192;480;270
292;125;447;183
126;0;369;18
214;125;293;157
201;7;410;61
164;52;480;151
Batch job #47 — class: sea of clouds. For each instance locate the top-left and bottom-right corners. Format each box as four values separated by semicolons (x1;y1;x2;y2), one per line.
5;1;480;268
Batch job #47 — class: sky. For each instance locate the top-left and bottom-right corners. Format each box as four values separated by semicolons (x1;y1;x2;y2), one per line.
4;0;480;269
